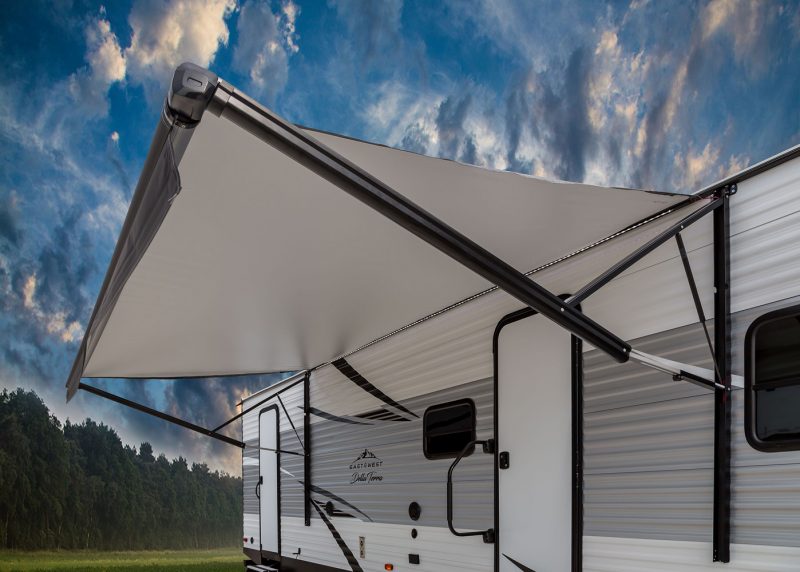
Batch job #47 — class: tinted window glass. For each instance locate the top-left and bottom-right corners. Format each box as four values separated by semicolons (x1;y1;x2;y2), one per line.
746;308;800;450
423;400;476;459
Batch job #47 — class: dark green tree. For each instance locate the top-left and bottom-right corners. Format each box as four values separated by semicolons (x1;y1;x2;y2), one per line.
0;388;242;550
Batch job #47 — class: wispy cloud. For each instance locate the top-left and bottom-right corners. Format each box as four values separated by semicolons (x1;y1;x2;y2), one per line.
124;0;235;103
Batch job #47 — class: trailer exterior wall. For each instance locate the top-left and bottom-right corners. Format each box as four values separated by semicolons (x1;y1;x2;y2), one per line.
237;208;716;570
581;155;800;569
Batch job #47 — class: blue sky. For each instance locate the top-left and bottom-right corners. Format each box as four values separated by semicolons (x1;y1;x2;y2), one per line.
1;0;798;473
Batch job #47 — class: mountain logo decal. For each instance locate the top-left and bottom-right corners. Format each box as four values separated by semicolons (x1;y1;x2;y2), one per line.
349;449;384;484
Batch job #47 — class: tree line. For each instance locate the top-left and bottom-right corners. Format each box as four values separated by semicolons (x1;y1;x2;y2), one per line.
0;388;242;550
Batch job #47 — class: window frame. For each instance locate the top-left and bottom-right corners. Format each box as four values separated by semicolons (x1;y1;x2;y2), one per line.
422;398;477;460
744;303;800;453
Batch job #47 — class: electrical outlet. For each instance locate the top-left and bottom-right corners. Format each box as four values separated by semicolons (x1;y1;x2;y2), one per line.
359;536;365;559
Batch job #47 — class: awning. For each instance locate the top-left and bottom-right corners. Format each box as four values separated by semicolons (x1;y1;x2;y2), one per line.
66;64;706;399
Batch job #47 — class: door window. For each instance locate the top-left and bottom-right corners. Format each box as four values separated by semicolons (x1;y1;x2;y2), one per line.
423;399;476;459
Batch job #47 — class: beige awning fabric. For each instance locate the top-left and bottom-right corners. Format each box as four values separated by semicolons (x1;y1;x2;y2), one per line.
67;76;701;399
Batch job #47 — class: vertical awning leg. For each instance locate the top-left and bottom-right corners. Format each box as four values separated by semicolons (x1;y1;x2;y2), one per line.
712;186;734;563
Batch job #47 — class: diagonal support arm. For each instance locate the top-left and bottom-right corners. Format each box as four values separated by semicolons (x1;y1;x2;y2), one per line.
567;195;723;307
675;232;721;382
79;382;244;448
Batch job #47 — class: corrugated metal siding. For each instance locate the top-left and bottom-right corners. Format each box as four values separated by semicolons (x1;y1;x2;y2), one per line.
281;516;349;571
583;536;800;571
281;517;493;572
584;155;800;552
585;312;800;546
584;319;715;542
730;385;800;547
727;155;800;548
584;322;714;413
277;384;306;521
729;153;800;314
585;394;714;475
583;242;715;343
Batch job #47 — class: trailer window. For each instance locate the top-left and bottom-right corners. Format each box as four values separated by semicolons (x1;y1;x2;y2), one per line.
423;399;476;459
745;305;800;452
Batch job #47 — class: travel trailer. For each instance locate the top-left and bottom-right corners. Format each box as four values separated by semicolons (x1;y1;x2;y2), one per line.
68;63;800;571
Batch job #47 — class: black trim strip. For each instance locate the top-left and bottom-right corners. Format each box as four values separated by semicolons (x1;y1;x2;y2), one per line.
308;407;372;425
78;382;244;448
303;371;311;527
308;483;373;522
503;554;536;572
332;358;419;419
571;334;584;572
311;501;364;572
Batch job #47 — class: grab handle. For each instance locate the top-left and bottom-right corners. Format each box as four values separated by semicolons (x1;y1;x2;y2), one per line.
446;439;495;543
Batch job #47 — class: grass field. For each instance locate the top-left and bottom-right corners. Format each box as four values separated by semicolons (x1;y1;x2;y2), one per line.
0;548;243;572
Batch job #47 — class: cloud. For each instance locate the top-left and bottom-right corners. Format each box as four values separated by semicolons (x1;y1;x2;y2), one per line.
675;142;721;190
64;15;126;118
233;0;300;102
13;208;95;346
281;1;300;54
86;18;127;85
124;0;235;102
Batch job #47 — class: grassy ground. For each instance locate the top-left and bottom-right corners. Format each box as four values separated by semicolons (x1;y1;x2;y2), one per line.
0;548;243;572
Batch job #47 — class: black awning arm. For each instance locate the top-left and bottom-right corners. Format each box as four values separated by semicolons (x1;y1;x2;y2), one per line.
675;231;721;382
79;382;244;449
566;194;723;307
276;393;305;452
212;373;306;433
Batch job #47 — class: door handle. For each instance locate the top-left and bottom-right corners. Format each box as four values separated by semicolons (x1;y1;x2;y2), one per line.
446;439;495;543
255;475;263;499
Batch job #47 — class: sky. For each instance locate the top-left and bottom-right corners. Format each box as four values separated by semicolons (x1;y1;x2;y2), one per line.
1;0;798;475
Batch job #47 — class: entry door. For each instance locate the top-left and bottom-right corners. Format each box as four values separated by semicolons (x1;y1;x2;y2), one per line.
259;406;279;555
497;314;573;572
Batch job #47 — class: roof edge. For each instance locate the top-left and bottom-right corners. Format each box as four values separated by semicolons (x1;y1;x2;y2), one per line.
693;143;800;198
